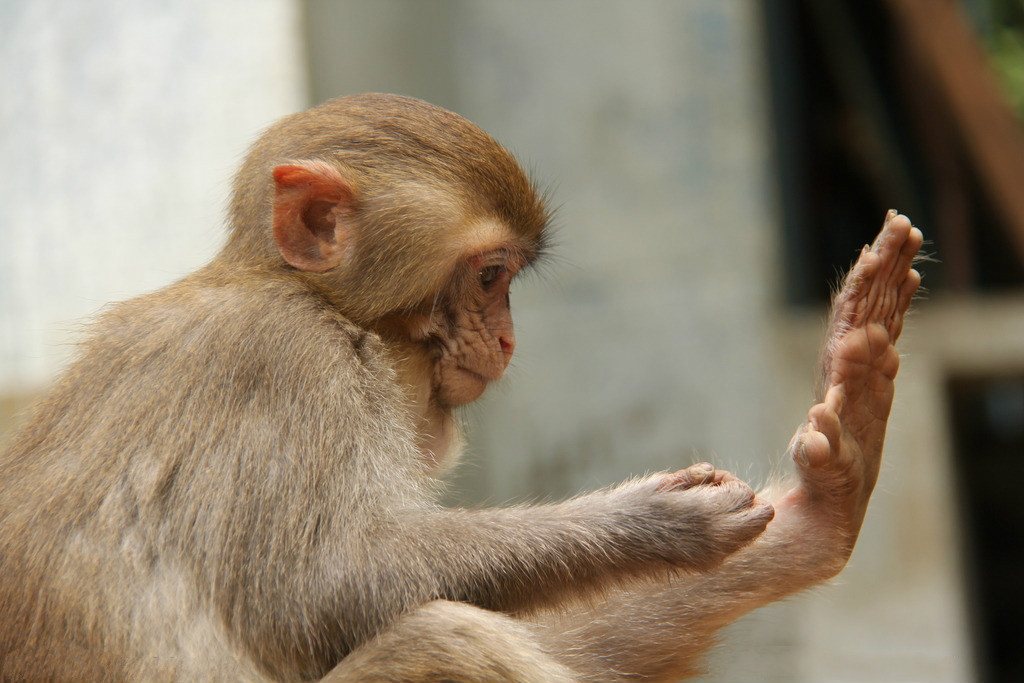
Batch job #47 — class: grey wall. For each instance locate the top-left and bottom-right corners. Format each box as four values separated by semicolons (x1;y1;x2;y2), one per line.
306;0;784;501
0;0;306;392
304;2;973;681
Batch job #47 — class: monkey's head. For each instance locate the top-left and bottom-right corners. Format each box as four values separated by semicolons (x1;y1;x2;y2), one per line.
222;94;550;406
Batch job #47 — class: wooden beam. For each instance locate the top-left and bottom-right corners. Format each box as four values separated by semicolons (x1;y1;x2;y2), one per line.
885;0;1024;264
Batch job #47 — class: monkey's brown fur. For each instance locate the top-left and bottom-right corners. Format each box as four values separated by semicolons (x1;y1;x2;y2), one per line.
226;94;549;323
0;94;791;682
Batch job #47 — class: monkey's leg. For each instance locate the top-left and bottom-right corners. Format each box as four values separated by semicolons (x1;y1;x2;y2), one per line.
727;210;921;650
779;210;922;560
319;600;578;683
532;212;923;682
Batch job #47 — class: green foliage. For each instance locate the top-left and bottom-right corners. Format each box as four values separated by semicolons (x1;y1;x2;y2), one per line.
990;26;1024;119
984;0;1024;121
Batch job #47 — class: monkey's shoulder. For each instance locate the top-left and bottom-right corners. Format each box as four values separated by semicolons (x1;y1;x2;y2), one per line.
25;277;417;461
89;277;387;372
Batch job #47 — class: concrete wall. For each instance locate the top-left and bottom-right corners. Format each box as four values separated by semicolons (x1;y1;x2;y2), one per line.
0;0;306;394
1;1;980;680
307;2;975;680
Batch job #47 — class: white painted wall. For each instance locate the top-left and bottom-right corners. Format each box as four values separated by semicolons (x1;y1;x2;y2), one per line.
0;0;306;391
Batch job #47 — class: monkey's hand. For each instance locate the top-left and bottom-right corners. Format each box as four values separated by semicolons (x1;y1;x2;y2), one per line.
617;463;775;571
779;211;922;577
522;215;922;682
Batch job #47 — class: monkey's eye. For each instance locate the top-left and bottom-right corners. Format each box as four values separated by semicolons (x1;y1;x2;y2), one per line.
478;265;505;289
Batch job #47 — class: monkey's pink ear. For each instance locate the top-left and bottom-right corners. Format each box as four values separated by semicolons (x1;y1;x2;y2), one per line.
272;161;355;273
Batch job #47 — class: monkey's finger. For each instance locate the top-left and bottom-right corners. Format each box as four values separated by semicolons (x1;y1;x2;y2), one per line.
809;387;843;460
862;222;910;323
889;225;923;289
830;248;880;333
794;429;831;469
799;399;841;470
660;464;713;491
686;462;717;486
845;247;879;300
719;478;756;506
852;213;903;310
713;470;741;486
822;380;846;415
889;269;921;342
877;221;921;319
868;210;897;250
897;268;922;314
828;214;917;338
869;211;910;263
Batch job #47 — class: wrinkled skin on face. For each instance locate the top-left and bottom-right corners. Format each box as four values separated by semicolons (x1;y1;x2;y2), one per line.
425;252;520;407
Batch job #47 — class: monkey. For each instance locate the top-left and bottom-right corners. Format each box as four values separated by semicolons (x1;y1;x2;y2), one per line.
0;94;922;683
0;93;780;682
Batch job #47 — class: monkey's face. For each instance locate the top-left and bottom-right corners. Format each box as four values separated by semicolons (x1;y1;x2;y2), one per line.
424;249;522;406
265;125;544;412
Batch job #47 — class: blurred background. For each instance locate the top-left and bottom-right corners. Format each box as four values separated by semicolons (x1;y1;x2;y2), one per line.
2;0;1024;680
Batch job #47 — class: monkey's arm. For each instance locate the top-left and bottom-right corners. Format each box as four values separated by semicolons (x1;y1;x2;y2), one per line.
315;478;772;683
532;212;923;681
345;470;773;619
529;487;841;681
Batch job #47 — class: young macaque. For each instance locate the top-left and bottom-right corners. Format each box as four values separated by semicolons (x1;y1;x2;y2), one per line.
0;94;921;683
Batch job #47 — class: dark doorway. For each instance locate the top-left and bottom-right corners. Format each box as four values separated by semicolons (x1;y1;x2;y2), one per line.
762;0;1024;304
948;373;1024;682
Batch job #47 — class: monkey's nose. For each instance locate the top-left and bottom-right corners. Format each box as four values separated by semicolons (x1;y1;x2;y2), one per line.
499;335;515;365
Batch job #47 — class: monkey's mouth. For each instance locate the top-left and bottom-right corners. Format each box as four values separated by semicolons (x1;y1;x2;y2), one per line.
456;365;503;384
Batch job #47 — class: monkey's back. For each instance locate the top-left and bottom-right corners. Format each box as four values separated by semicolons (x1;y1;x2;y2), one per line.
0;269;430;681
